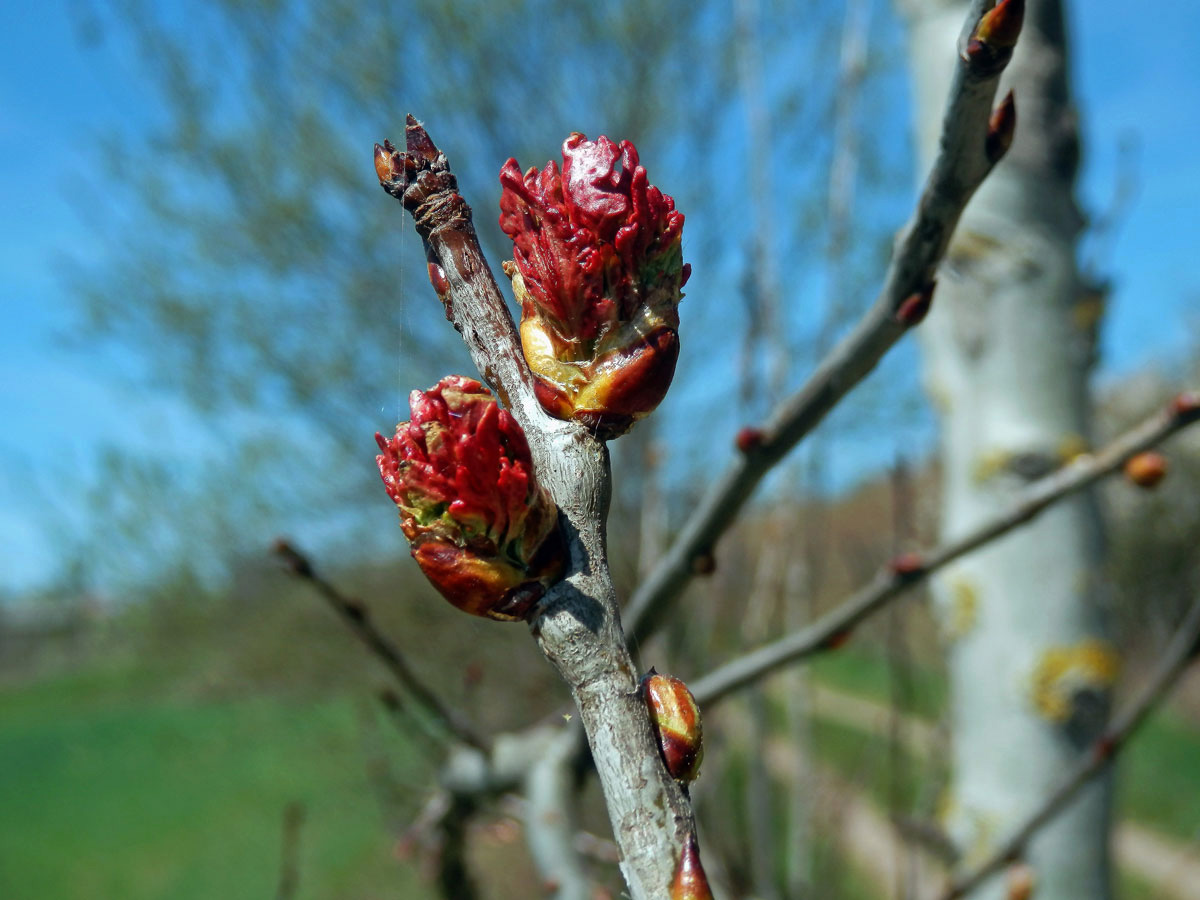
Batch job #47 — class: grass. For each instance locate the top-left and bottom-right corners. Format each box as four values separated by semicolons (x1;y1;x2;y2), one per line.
807;645;1200;842
1119;709;1200;841
4;637;1198;899
808;645;947;721
0;662;436;900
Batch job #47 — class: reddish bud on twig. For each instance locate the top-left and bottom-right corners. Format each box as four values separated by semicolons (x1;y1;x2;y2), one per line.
1094;733;1116;763
895;282;936;327
670;832;715;900
374;140;404;197
499;134;688;438
376;376;567;620
1124;451;1167;489
642;671;704;783
691;553;716;576
735;426;765;454
889;552;926;579
1171;392;1200;424
427;262;451;298
986;92;1017;164
823;628;854;651
974;0;1024;50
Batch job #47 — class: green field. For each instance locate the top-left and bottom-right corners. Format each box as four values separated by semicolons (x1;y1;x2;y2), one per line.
3;645;1198;899
0;663;435;900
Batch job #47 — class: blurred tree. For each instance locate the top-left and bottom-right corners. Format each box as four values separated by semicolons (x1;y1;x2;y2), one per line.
69;0;912;593
901;0;1113;896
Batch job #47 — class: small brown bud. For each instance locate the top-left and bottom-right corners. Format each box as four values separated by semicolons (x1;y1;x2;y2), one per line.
691;553;716;576
1006;862;1036;900
1124;451;1167;489
374;140;403;185
895;281;936;327
670;832;715;900
642;672;704;784
427;262;451;297
986;91;1017;164
735;426;765;454
823;628;854;651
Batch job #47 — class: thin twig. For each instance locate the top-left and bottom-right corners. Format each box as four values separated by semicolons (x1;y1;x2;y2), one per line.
272;538;490;752
274;801;306;900
941;592;1200;899
623;0;1011;645
690;394;1200;706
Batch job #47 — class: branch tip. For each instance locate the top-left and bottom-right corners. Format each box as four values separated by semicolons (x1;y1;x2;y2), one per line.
965;0;1024;75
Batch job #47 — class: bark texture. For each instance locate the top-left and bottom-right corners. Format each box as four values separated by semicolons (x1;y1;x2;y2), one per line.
900;1;1112;897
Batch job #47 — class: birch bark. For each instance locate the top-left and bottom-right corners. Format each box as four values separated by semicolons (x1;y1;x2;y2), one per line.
899;1;1113;896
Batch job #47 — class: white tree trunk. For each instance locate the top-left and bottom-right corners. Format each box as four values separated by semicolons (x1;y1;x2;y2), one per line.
900;1;1114;897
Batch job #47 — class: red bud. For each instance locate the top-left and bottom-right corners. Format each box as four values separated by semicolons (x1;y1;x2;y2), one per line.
895;282;936;327
500;134;687;438
824;628;854;651
889;552;926;578
735;426;765;454
974;0;1024;51
1171;392;1200;423
986;91;1017;164
670;832;715;900
642;672;704;784
376;376;567;620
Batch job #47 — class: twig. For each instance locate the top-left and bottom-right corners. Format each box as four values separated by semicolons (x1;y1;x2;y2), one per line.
690;394;1200;706
398;791;481;900
274;801;306;900
378;119;696;900
272;538;490;753
522;728;595;900
623;0;1014;645
941;591;1200;899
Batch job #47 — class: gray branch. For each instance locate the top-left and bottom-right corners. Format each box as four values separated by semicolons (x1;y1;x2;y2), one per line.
690;394;1200;706
623;0;1009;645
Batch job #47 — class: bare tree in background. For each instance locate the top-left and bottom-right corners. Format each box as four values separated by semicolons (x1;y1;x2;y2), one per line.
900;0;1113;895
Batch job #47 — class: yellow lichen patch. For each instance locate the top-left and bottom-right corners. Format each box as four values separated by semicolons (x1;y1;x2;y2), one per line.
1029;639;1121;722
928;380;952;414
1072;290;1106;332
935;788;957;827
1056;433;1089;464
972;449;1013;484
963;809;1000;865
942;576;979;641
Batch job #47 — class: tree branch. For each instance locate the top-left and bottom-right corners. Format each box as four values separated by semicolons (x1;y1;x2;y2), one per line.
272;538;490;753
378;119;696;899
942;590;1200;899
623;0;1012;645
689;393;1200;706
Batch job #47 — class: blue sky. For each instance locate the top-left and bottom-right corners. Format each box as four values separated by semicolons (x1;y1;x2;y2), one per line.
1;0;1198;596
